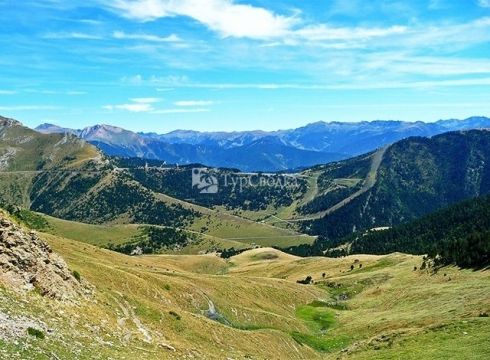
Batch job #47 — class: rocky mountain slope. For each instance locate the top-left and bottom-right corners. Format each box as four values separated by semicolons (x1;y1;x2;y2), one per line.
0;211;88;301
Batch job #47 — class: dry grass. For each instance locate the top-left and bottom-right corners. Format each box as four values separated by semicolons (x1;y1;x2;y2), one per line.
0;227;488;359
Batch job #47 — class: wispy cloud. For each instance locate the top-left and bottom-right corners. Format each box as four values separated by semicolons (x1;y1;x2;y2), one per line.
103;103;154;112
42;32;103;40
478;0;490;8
0;105;61;111
362;55;490;76
102;0;490;59
120;74;490;91
175;100;215;106
151;108;210;114
102;96;212;113
103;97;162;112
293;24;407;41
0;90;17;95
130;97;161;103
66;91;87;95
113;30;182;42
104;0;410;43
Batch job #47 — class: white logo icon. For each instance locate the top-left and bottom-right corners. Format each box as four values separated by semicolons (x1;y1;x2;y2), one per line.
192;168;219;194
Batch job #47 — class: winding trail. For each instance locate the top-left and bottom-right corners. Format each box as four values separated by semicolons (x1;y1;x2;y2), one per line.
270;146;388;224
112;293;152;343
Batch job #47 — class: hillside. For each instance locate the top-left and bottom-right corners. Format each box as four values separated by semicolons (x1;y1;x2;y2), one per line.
0;211;488;359
292;130;490;251
348;195;490;268
0;120;197;230
0;210;89;301
1;118;315;252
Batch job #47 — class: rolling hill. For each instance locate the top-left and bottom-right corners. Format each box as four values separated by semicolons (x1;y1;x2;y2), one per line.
0;210;489;359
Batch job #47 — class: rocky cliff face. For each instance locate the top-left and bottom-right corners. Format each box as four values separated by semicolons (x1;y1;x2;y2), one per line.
0;213;90;301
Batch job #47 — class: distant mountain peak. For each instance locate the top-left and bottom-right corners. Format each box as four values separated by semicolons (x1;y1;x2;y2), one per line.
35;123;80;135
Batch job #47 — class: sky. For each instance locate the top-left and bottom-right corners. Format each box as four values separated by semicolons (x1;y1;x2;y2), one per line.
0;0;490;133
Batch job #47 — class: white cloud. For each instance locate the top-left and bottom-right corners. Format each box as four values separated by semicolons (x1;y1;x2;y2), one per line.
293;24;407;41
478;0;490;8
362;55;490;76
66;91;87;95
175;100;214;106
42;32;103;40
107;0;296;39
131;97;161;103
0;90;16;95
122;74;190;86
103;97;163;112
121;74;144;85
151;108;210;114
103;103;154;112
0;105;61;111
113;30;182;42
119;74;490;91
106;0;414;42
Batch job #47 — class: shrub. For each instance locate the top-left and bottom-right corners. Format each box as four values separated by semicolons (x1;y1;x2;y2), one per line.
27;327;45;339
297;276;313;285
169;311;181;320
72;270;81;282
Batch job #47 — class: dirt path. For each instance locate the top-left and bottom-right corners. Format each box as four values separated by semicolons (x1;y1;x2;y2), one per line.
113;293;152;343
271;146;388;223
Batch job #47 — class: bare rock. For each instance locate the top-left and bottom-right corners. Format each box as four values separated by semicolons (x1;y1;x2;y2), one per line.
0;212;91;302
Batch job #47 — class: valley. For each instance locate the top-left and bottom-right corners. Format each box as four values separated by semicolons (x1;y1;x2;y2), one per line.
1;116;490;359
2;1;490;358
1;210;489;359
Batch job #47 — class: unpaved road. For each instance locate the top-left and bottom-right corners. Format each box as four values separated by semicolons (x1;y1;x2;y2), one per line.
271;146;388;223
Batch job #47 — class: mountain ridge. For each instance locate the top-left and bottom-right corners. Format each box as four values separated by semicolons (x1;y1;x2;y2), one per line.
34;116;490;172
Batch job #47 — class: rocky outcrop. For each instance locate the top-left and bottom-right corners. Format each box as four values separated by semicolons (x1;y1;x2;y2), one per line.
0;213;90;301
0;116;22;128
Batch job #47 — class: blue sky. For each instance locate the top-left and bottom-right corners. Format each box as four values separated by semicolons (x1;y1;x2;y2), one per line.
1;0;490;132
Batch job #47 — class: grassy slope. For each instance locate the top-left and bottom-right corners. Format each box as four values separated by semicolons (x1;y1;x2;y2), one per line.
38;212;308;253
153;190;316;248
38;213;302;254
0;124;99;171
1;226;488;359
41;214;140;246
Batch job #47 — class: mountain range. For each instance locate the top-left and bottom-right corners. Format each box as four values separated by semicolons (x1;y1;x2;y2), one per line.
35;116;490;172
1;116;490;359
3;114;490;264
